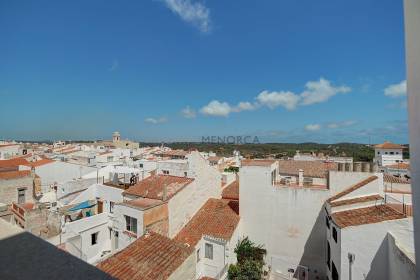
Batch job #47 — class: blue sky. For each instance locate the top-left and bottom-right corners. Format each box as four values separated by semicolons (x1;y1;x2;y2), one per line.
0;0;408;143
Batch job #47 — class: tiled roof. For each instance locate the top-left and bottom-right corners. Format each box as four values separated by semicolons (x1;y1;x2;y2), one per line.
374;141;404;149
97;232;193;280
25;158;54;167
331;205;405;228
383;173;411;184
175;198;240;247
241;159;276;167
222;180;239;200
0;158;53;169
157;150;188;157
0;158;30;168
208;156;222;162
330;195;383;207
327;175;378;202
278;160;337;178
387;163;410;170
0;170;31;180
124;197;163;209
0;144;19;148
123;174;194;200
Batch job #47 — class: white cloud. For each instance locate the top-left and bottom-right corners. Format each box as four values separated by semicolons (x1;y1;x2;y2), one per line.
200;100;231;117
145;117;168;124
300;78;351;106
327;120;357;129
197;78;350;117
231;101;257;112
200;100;256;117
108;59;119;71
384;80;407;98
181;106;196;118
305;124;321;132
162;0;211;33
256;90;300;110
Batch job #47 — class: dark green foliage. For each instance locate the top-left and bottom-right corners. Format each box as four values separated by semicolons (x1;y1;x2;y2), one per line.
228;237;267;280
224;166;239;173
139;142;385;162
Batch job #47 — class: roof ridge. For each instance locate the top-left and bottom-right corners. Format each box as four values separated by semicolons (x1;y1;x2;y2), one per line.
327;175;378;203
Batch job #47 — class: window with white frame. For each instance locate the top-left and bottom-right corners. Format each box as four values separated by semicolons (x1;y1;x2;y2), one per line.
125;215;138;234
205;243;213;260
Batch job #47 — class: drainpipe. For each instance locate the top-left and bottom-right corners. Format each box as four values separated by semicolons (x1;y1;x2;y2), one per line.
348;252;355;280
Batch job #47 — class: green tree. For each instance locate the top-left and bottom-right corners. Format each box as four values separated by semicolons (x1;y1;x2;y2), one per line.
228;237;267;280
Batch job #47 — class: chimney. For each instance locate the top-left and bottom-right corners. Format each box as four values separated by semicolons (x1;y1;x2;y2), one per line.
298;169;304;187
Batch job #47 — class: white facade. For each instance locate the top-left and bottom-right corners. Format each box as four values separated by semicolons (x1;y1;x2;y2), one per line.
62;184;125;263
240;163;386;280
327;218;414;280
195;224;241;280
34;161;97;191
0;144;20;159
374;148;403;167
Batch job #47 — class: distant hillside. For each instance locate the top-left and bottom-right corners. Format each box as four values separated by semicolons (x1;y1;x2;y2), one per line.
139;142;383;162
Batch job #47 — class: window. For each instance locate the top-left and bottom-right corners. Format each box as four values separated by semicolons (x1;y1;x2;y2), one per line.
162;170;169;175
17;189;26;204
332;261;339;280
196;249;200;263
91;232;98;245
332;227;338;243
390;152;394;155
184;172;188;177
327;241;331;270
125;215;138;234
109;201;115;213
205;243;213;260
139;163;144;168
326;216;330;229
377;151;380;154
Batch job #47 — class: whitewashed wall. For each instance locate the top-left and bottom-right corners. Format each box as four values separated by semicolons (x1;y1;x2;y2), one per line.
339;218;412;280
168;152;221;238
240;164;329;280
35;161;97;189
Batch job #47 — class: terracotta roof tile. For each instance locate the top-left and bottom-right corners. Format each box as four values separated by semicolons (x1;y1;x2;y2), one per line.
124;197;163;209
25;158;54;167
374;141;404;149
241;159;276;167
0;158;30;168
383;173;410;184
327;175;378;202
175;198;240;247
123;174;194;200
331;205;405;228
278;160;337;178
387;163;410;170
0;170;31;180
97;232;193;280
330;195;383;207
208;156;222;163
222;180;239;200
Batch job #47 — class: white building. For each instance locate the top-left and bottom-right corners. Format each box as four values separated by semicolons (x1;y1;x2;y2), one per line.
374;141;404;166
325;175;414;280
61;183;124;263
239;159;386;280
0;143;20;160
175;198;240;279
